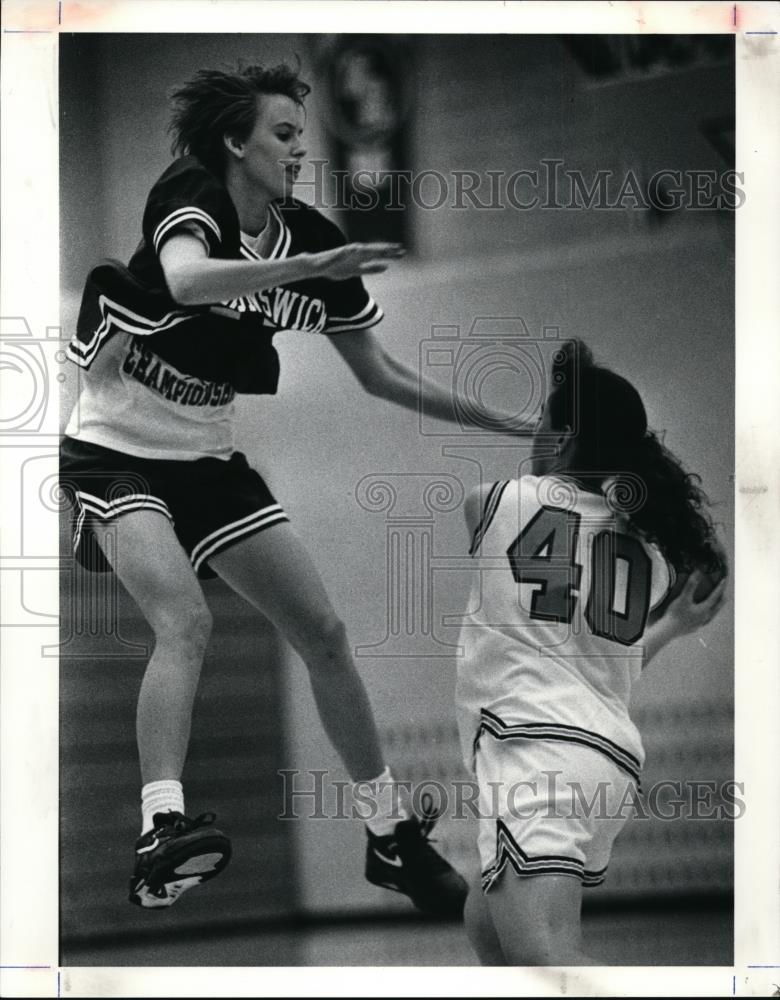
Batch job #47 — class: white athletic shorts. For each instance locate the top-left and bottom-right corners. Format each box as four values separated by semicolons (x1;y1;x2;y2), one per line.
475;733;638;893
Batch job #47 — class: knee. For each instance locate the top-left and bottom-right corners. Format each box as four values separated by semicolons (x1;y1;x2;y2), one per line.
151;603;213;655
464;884;485;938
493;916;564;966
293;615;349;670
485;878;566;966
501;937;553;967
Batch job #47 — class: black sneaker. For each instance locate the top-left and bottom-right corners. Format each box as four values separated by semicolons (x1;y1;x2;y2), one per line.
129;811;231;909
365;797;467;917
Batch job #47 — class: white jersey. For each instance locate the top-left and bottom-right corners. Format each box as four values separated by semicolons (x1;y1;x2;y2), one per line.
456;474;672;783
64;333;237;460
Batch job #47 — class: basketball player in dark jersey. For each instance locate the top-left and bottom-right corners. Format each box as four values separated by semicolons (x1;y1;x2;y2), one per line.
61;62;532;911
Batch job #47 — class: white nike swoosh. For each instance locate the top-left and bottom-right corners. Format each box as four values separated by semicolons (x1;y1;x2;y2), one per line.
373;846;403;868
136;838;160;855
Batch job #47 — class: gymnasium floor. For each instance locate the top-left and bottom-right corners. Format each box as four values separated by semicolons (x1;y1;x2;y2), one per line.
62;901;732;967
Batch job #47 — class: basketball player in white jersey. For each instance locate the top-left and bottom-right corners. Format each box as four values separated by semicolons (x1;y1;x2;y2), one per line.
457;341;728;965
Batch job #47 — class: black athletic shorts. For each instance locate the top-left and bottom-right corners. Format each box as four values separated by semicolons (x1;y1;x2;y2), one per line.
59;436;289;579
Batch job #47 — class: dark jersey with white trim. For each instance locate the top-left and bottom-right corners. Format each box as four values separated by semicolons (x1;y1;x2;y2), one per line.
455;475;672;776
65;156;383;460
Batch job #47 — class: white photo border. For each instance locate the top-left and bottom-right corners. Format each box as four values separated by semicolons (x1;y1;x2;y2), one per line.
1;1;778;996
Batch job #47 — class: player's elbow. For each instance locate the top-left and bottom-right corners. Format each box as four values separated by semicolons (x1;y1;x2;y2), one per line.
164;267;200;306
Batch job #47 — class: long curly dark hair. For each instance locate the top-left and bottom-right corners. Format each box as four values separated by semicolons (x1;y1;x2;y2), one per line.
547;341;724;576
168;61;310;176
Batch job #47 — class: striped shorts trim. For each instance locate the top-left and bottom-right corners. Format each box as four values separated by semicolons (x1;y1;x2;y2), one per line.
473;725;637;894
476;707;642;786
481;818;607;892
60;437;290;580
72;490;174;560
190;504;289;573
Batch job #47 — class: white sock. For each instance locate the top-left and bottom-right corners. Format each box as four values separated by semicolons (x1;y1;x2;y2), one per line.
141;779;185;835
354;766;410;837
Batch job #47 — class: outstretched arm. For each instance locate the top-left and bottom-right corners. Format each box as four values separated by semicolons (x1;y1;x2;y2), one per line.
159;232;405;306
641;571;728;668
329;329;536;437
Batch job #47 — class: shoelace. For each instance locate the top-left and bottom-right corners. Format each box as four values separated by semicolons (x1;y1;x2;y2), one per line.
417;791;442;838
400;793;453;873
155;812;217;837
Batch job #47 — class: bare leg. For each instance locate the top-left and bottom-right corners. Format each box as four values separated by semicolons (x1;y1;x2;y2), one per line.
92;512;211;783
464;873;506;965
486;872;598;966
209;523;384;781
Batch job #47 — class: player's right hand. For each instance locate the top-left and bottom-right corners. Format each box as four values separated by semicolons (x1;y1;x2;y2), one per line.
664;571;728;636
316;243;405;281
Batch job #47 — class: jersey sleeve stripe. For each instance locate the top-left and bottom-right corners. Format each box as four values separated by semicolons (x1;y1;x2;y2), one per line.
325;299;384;334
180;223;211;255
469;481;510;556
67;294;192;368
153;207;222;254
